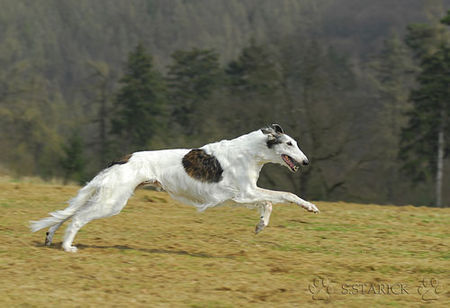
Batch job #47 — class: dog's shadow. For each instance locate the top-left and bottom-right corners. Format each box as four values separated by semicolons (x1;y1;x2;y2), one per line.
33;241;231;259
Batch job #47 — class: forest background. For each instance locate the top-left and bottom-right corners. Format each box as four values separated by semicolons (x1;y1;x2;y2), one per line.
0;0;449;206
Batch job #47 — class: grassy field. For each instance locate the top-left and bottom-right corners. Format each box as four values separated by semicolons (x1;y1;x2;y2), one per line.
0;181;448;307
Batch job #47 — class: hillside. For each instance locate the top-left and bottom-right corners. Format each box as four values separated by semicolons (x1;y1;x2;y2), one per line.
0;181;448;306
1;0;441;96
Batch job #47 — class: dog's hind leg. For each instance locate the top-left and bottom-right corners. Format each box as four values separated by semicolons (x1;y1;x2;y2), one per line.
62;215;91;252
45;217;70;246
255;201;272;234
62;189;134;252
62;208;114;252
62;218;86;252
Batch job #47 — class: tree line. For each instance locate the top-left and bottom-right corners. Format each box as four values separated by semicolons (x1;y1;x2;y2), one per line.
0;1;448;206
59;11;449;206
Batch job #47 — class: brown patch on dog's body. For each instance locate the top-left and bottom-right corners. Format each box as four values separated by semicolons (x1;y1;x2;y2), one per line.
108;154;132;168
182;149;223;183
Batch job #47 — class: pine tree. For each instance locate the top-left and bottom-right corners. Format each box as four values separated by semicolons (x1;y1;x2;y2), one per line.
400;14;450;207
167;48;222;136
111;43;166;150
226;41;281;96
225;41;283;132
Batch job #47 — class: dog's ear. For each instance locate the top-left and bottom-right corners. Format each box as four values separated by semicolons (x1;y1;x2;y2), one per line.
261;124;284;135
261;125;283;148
271;124;284;134
261;127;273;135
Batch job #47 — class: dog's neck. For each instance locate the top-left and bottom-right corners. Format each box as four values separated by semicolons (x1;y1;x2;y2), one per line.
235;130;273;162
203;130;270;186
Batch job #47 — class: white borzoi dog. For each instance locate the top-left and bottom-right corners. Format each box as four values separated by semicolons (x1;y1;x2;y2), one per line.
31;124;319;252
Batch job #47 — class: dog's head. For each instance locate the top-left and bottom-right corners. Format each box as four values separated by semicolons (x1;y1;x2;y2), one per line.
260;124;309;172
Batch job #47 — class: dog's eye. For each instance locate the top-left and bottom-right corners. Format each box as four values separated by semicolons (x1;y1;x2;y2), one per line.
287;142;293;146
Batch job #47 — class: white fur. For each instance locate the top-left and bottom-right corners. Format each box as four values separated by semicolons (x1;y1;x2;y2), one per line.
30;127;319;252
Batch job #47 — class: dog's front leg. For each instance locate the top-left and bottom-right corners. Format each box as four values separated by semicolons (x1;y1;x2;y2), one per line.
255;201;272;234
253;188;319;213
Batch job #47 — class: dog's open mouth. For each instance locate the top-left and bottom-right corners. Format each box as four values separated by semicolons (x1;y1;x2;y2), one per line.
281;154;300;172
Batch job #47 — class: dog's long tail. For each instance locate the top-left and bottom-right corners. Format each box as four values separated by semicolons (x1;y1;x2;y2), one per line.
29;181;97;232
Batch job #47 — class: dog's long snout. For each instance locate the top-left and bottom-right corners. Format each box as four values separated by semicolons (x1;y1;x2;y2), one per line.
302;159;309;166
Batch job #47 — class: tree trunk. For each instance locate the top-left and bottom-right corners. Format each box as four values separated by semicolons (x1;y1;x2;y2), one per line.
435;115;444;207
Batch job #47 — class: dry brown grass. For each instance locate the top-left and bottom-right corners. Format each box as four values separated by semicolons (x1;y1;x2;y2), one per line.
0;181;448;307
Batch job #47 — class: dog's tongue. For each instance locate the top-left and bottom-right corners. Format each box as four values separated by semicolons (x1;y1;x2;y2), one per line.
282;155;295;169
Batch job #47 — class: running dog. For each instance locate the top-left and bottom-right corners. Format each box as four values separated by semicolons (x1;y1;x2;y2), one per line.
30;124;319;252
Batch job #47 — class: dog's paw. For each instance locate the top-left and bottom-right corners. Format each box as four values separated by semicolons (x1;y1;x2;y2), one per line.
303;202;320;213
45;232;52;246
63;245;78;253
255;220;266;234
